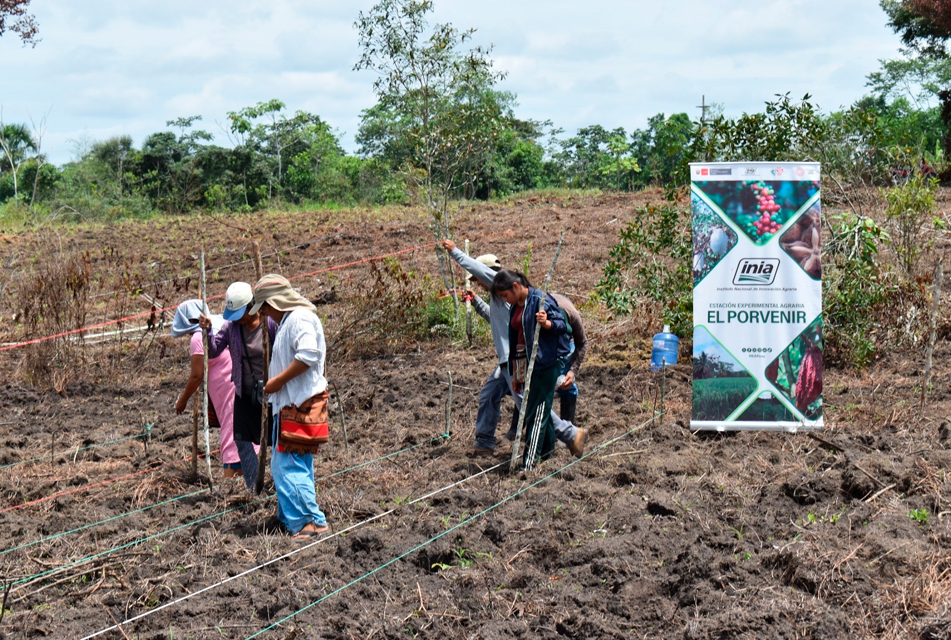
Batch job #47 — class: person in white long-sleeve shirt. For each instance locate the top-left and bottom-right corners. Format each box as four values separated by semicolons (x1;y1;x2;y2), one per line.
250;274;330;540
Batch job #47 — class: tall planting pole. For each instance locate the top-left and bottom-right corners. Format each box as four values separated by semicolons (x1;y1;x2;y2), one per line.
509;232;565;473
200;251;214;488
252;242;270;494
464;239;473;346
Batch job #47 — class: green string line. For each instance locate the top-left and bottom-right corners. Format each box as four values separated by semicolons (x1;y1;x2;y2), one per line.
245;413;659;639
0;487;210;557
9;433;449;588
0;431;152;471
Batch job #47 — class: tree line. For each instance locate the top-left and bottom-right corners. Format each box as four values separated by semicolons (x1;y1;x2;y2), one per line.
0;0;949;222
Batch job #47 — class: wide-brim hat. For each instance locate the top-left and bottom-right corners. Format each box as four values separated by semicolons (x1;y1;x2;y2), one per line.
222;281;253;321
249;274;317;315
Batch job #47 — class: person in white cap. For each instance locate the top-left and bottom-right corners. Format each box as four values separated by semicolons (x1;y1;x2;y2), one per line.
439;239;586;459
199;282;277;491
171;300;239;478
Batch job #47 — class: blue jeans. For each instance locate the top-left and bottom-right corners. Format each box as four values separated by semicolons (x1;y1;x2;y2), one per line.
271;415;327;534
475;364;577;451
474;366;511;450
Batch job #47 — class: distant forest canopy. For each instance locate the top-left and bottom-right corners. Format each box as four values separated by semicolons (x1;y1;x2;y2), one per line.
1;0;949;221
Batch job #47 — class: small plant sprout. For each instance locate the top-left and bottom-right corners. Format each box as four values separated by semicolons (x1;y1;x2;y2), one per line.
908;508;929;526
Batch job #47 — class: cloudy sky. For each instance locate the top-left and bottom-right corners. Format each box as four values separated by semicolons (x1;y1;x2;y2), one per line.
0;1;903;165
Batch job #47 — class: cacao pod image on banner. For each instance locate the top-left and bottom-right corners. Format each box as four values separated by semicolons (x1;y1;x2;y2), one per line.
690;162;823;431
764;316;823;420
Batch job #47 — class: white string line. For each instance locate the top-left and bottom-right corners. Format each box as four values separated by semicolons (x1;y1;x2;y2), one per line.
78;460;505;640
243;413;660;639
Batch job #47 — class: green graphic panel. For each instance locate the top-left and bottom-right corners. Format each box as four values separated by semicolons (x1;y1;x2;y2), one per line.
692;326;758;422
736;391;798;422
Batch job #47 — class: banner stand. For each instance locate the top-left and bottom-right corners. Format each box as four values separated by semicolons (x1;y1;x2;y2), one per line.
690;162;823;432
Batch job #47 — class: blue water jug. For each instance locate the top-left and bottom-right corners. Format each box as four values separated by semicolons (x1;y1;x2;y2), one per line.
650;325;679;371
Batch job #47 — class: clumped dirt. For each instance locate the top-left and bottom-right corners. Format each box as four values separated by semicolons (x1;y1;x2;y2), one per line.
0;192;949;640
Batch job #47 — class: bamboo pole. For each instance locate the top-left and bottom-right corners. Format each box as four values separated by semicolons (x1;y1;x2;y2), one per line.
252;241;270;494
510;232;565;473
200;251;214;488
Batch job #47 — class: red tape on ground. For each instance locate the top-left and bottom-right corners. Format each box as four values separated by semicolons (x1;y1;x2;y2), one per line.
0;241;438;353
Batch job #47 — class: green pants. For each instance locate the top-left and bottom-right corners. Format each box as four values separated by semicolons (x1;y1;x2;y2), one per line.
521;364;558;468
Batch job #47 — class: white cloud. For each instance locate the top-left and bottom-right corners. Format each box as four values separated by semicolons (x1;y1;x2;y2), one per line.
0;0;904;164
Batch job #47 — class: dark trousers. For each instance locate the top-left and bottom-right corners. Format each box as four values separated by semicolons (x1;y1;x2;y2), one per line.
521;364;559;468
233;392;262;491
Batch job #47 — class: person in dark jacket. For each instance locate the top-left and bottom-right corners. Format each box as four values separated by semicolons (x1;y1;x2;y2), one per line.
491;269;571;468
199;281;277;491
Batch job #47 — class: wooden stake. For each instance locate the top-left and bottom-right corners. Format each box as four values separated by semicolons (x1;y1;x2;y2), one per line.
330;381;349;455
921;258;943;407
510;232;565;473
200;251;214;488
191;395;199;481
445;371;453;437
252;241;270;494
464;239;472;346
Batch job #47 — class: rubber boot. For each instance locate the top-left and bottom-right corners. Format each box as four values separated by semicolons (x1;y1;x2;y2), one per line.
560;395;577;425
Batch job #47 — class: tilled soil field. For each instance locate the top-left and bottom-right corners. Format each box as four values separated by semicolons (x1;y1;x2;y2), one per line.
0;192;949;639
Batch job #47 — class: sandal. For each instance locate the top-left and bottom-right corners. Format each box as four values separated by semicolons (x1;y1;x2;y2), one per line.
293;524;329;540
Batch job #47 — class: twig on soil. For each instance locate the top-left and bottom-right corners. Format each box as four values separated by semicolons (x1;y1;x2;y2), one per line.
102;606;132;640
506;546;532;568
806;432;845;454
506;590;520;619
0;581;11;625
864;483;896;503
869;543;909;567
599;449;648;459
853;462;885;488
12;561;124;602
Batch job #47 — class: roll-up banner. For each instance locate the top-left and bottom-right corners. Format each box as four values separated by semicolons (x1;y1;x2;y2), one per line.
690;162;822;431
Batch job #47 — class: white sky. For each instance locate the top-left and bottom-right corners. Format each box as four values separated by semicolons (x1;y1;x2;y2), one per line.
0;1;903;165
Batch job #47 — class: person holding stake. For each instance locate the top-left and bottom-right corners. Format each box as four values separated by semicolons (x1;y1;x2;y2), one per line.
199;282;276;492
440;239;586;458
171;300;239;477
250;274;330;540
491;269;572;467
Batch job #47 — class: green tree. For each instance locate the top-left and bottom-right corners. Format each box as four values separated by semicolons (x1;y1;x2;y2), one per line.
139;116;214;212
878;0;951;155
0;121;37;205
354;0;507;241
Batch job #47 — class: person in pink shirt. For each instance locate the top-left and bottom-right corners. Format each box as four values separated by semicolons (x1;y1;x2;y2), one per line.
171;300;240;478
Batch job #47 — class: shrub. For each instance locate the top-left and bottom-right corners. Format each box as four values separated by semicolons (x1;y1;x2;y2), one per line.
882;173;939;275
596;202;692;337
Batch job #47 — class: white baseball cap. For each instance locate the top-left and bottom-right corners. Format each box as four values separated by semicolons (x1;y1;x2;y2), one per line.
222;281;253;321
476;254;501;270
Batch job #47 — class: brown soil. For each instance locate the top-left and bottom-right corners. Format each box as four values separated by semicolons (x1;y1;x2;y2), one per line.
0;192;949;640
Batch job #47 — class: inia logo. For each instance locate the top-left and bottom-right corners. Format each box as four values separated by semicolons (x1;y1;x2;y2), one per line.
733;258;780;285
